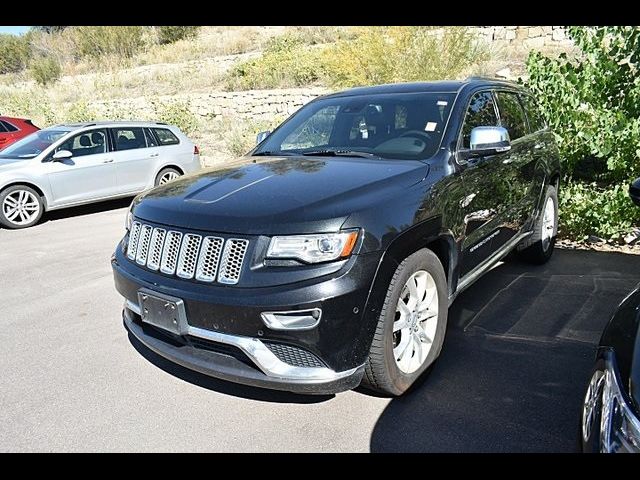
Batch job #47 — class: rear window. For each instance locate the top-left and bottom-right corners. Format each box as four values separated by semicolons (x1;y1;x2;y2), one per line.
520;95;547;133
152;128;180;146
1;120;18;132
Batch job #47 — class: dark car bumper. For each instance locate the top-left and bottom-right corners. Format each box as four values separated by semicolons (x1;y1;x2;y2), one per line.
112;244;381;394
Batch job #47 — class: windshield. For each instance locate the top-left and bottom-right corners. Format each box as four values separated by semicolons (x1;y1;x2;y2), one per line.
254;91;456;160
0;129;69;160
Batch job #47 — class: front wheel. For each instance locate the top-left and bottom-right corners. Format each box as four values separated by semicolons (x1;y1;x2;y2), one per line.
0;185;44;229
155;167;182;187
361;248;448;396
517;185;558;265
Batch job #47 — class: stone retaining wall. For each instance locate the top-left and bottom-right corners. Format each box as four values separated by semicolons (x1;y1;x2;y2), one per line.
470;26;571;49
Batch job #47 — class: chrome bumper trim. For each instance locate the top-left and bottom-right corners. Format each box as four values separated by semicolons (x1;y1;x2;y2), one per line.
124;301;360;384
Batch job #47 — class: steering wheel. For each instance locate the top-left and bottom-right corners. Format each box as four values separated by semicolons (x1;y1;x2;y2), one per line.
399;130;432;144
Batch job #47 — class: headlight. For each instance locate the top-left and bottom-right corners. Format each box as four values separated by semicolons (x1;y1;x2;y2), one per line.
600;356;640;453
266;230;359;264
125;202;134;231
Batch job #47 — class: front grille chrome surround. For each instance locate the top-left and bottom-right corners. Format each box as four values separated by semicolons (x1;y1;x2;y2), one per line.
126;222;248;285
218;239;249;285
176;234;203;279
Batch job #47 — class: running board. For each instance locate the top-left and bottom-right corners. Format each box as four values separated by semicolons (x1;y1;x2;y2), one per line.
449;231;532;305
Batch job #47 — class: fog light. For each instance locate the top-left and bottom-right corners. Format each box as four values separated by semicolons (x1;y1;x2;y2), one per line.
261;309;322;331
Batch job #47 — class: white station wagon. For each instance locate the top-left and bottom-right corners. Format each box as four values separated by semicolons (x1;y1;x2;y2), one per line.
0;121;201;229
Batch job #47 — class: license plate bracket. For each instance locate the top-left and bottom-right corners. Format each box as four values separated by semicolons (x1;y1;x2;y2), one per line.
138;289;188;336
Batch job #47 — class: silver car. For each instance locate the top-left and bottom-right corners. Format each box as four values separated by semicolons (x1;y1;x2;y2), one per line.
0;121;201;229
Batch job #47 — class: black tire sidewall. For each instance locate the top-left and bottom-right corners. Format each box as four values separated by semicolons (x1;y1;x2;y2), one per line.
0;185;44;229
381;249;448;394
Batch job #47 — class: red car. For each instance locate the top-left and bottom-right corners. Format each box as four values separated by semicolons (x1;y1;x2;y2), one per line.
0;116;40;151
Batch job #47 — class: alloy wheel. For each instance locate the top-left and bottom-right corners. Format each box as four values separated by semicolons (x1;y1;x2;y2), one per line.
159;171;180;185
582;369;605;442
393;270;439;374
2;190;41;226
541;196;555;252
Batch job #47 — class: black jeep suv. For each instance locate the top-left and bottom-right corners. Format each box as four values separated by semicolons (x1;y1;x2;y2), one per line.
112;79;560;396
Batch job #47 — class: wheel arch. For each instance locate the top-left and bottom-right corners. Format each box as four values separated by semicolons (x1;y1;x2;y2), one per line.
0;181;49;210
357;216;457;356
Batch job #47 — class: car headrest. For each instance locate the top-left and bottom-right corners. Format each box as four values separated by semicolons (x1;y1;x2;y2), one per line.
91;132;104;145
79;135;91;147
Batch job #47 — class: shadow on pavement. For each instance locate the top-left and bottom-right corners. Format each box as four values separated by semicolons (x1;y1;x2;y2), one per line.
369;249;640;452
42;196;134;224
127;331;334;405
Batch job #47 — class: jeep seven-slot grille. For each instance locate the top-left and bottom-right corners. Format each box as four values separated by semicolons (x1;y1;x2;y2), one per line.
127;221;249;285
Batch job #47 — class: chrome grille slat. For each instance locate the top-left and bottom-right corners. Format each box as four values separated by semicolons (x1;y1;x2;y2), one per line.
218;239;249;285
135;225;153;265
127;222;142;260
146;228;166;271
176;234;202;279
160;231;183;275
195;236;224;282
127;222;248;285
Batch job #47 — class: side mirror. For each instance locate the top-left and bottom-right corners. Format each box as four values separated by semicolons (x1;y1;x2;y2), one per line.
629;177;640;207
52;149;73;161
256;130;271;145
460;126;512;161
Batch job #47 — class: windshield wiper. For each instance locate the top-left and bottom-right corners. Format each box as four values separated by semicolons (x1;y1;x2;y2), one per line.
301;150;381;159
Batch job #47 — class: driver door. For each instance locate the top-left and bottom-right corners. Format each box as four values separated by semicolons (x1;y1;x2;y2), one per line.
46;129;118;207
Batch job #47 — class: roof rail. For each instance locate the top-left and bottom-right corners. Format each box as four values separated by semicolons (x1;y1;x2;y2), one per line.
155;122;168;125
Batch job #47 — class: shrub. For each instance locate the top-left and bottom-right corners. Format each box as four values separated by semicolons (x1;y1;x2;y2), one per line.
152;100;200;136
29;56;62;85
322;26;488;88
526;27;640;183
559;181;640;242
0;34;31;74
72;26;147;59
226;32;325;90
66;101;97;123
157;26;200;45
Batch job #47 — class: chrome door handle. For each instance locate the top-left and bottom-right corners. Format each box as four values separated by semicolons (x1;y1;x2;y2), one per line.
103;159;114;163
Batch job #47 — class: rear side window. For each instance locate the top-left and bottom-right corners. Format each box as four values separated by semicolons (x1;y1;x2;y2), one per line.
144;128;158;147
1;120;18;132
495;91;527;141
0;122;6;133
520;95;547;133
112;127;147;151
460;91;499;149
152;128;180;146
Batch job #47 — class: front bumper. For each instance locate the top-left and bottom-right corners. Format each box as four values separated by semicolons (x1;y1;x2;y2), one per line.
112;243;380;394
123;306;364;394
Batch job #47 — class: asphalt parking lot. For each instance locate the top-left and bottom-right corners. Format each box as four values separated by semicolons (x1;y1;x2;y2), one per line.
2;199;640;452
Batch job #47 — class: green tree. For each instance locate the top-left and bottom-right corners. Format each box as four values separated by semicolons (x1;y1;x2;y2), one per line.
526;26;640;182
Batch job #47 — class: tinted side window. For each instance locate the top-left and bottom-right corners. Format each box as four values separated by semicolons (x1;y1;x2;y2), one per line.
58;129;107;157
0;122;6;133
152;128;180;146
144;128;158;147
495;91;527;140
461;92;498;149
113;127;147;151
1;121;18;132
520;94;546;133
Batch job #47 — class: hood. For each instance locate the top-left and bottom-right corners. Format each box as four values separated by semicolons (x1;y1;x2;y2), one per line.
134;155;429;234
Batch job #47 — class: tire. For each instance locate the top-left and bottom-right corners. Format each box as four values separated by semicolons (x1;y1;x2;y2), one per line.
581;367;605;452
0;185;44;229
155;167;182;187
517;185;558;265
361;248;448;396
